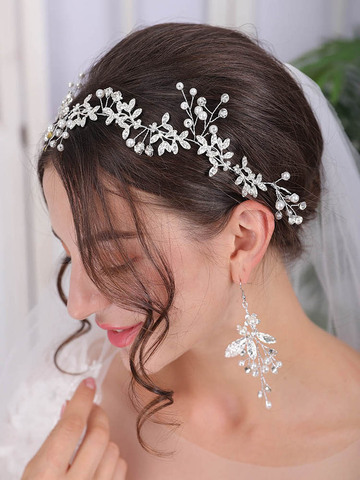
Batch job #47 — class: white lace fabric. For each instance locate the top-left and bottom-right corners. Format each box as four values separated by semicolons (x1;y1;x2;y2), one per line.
0;283;117;479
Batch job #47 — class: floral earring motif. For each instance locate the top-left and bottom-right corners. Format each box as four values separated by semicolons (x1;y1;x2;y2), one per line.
224;281;282;409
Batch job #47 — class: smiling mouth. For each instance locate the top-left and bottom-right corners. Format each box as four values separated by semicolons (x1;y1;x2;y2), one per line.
106;323;143;348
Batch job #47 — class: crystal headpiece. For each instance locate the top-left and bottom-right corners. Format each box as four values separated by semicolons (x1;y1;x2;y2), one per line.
43;74;307;225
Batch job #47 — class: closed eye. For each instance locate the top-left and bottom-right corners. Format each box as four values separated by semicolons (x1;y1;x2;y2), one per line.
61;253;136;273
100;257;136;274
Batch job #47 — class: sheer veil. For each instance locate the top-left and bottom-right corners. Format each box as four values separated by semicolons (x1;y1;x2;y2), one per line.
283;62;360;352
0;61;359;477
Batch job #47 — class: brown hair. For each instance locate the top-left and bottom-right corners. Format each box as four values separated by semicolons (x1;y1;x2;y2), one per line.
37;22;323;456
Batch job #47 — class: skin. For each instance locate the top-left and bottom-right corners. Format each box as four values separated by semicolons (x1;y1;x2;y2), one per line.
39;165;360;468
21;379;127;479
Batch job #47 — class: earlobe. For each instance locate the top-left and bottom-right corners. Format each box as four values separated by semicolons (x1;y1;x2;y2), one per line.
229;201;275;285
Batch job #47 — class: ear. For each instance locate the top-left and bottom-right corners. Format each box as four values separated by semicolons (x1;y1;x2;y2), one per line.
226;200;275;285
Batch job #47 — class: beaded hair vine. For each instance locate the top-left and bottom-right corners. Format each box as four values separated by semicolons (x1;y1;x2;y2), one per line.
43;73;307;225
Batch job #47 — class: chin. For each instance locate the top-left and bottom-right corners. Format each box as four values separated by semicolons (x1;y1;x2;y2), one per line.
118;343;184;377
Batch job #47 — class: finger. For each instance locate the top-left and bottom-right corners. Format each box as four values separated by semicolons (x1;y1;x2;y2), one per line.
68;404;111;479
33;377;97;473
93;442;120;480
112;458;128;480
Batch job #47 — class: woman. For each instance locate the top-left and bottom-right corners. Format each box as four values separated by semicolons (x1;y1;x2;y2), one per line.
3;22;360;479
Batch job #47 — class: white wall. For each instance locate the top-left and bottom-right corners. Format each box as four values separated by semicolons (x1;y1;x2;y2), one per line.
45;0;360;115
45;0;207;116
0;0;51;365
254;0;358;61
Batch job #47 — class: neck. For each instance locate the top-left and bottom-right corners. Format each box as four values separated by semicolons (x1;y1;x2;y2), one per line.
150;257;332;431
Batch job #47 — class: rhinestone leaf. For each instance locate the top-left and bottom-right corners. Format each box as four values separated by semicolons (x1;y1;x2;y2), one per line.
162;112;170;124
256;332;276;344
179;130;189;139
127;98;136;112
197;145;208;155
88;110;98;121
247;339;257;359
222;138;230;149
196;135;207;145
242;185;249;196
179;138;191;149
235;175;244;186
209;166;218;177
116;102;123;112
132;108;142;119
122;128;130;140
258;182;267;191
210;134;217;146
158;142;166;156
224;338;247;357
150;134;160;144
116;117;127;128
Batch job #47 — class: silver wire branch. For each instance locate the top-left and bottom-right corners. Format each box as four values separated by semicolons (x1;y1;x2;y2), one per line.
43;77;307;225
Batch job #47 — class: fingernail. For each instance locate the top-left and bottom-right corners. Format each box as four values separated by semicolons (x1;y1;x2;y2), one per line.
84;377;96;390
60;400;69;418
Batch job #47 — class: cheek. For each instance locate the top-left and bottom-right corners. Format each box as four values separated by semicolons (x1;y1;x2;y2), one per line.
172;244;228;326
118;240;229;373
139;251;226;371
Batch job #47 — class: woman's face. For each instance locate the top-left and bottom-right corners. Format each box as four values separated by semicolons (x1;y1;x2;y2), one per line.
43;165;239;375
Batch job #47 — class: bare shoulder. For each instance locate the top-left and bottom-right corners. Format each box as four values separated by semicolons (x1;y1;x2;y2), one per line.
343;342;360;412
331;334;360;387
326;334;360;430
300;328;360;453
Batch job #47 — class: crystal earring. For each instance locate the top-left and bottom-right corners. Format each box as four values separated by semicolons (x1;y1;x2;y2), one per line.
224;281;282;409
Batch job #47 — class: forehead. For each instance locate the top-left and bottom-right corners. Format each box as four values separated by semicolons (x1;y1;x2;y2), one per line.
42;166;72;221
41;165;181;244
43;165;130;213
42;166;134;236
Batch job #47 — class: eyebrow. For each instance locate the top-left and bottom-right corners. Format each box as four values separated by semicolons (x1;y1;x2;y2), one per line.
51;228;137;242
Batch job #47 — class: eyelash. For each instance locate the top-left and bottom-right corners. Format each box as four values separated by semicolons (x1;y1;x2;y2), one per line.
61;253;135;272
62;254;71;265
102;258;135;274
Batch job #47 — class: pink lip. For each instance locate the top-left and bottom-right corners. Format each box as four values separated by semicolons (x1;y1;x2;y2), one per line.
106;323;143;348
95;320;142;331
95;319;144;347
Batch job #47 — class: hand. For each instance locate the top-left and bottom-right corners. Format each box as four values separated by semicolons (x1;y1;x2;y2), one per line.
21;377;128;479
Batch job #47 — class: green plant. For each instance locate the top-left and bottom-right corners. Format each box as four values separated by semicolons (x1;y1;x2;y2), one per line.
289;31;360;333
292;31;360;156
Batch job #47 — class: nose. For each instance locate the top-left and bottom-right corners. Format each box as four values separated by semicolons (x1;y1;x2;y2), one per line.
66;259;110;320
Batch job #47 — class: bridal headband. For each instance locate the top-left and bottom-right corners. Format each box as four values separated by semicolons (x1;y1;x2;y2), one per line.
43;73;307;225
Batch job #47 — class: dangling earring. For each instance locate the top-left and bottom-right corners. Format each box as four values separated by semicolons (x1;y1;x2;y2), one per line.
224;281;282;409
